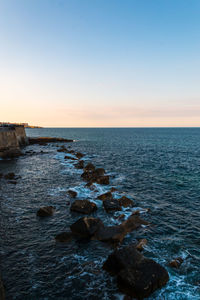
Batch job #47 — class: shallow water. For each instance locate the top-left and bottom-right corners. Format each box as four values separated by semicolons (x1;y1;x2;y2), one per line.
0;128;200;299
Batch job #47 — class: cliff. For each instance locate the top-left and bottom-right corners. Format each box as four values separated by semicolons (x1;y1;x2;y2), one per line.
0;126;28;158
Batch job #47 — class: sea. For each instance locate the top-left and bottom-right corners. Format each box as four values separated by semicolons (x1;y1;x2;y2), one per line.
0;128;200;299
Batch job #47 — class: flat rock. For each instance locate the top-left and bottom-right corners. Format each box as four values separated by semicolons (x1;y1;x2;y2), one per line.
67;190;77;198
29;137;73;145
121;214;148;233
70;200;97;214
97;191;113;201
94;225;126;243
55;232;73;242
37;206;55;217
119;196;134;207
70;217;104;238
103;199;121;212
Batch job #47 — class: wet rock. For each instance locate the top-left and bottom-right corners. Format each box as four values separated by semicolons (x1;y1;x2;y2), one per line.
103;244;169;299
74;160;84;169
169;257;183;269
94;225;126;243
37;206;55;217
119;196;134;208
95;168;105;176
110;187;118;192
76;152;84;159
67;190;77;198
55;232;73;243
0;173;4;179
97;191;113;201
4;172;16;180
84;163;96;172
70;217;104;238
70;200;97;214
114;214;125;221
0;276;5;300
96;175;110;185
103;199;121;212
8;180;17;184
29;137;73;145
64;155;77;160
121;214;148;233
136;239;147;251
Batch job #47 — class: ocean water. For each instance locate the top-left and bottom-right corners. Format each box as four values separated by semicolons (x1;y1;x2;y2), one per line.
0;128;200;299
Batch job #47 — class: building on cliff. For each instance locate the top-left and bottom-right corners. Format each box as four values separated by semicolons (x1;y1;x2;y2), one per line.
0;125;28;158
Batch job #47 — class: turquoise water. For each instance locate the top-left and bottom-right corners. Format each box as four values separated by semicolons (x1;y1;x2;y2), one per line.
0;128;200;299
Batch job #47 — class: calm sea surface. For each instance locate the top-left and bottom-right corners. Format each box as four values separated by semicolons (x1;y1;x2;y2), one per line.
0;128;200;299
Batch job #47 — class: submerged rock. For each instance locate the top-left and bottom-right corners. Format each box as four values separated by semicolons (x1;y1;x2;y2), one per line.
96;175;110;185
67;190;77;198
120;214;148;233
64;155;77;160
103;199;121;212
119;196;134;207
93;225;126;244
97;191;113;201
169;257;183;269
55;232;73;243
4;172;16;180
70;200;97;214
103;244;169;299
70;217;103;238
37;206;55;217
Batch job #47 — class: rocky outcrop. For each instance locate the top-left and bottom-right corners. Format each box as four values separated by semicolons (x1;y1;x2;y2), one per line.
0;127;21;158
29;137;73;145
103;199;122;212
37;206;55;217
67;190;77;198
70;217;104;238
70;200;97;214
97;192;113;201
103;244;169;299
118;196;134;208
74;160;84;169
169;257;183;269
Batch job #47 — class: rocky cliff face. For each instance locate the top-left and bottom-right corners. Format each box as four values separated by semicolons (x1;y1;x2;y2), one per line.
0;126;27;158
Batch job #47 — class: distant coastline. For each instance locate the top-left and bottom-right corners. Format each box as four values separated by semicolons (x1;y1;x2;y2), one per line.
0;122;42;128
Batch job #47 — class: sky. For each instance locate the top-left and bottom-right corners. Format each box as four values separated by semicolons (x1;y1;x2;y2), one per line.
0;0;200;127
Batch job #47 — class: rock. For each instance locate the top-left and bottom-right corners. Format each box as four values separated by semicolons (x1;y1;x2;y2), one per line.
0;173;3;179
96;175;110;185
37;206;55;217
76;152;84;159
95;168;105;176
114;214;125;221
0;275;5;300
121;214;148;233
84;163;96;172
169;257;183;269
136;239;147;251
8;180;17;184
70;217;104;238
70;200;97;214
103;199;121;212
29;137;73;145
103;244;169;299
97;191;113;201
74;160;84;169
67;190;77;198
64;155;77;160
119;196;134;208
55;232;73;242
4;172;16;180
93;225;126;243
110;187;118;192
57;146;68;152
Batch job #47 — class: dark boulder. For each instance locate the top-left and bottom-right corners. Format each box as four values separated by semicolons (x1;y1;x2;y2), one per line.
76;152;84;159
55;232;73;243
103;199;121;212
70;217;103;238
119;196;134;208
96;175;110;185
37;206;55;217
74;160;84;169
64;155;77;160
67;190;77;198
121;214;148;234
103;244;169;299
84;163;96;172
29;137;73;145
169;257;183;269
94;225;126;244
70;200;97;214
95;168;105;176
97;191;113;201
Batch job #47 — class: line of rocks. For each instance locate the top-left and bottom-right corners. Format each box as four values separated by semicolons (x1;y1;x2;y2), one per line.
36;144;171;299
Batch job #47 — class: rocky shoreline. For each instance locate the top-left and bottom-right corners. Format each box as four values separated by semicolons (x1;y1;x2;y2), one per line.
0;138;186;299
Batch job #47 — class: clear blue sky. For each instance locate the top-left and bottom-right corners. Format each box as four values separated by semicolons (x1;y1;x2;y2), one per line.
0;0;200;126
